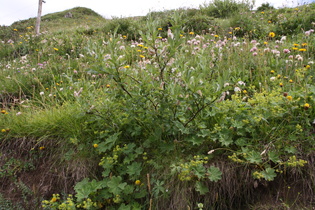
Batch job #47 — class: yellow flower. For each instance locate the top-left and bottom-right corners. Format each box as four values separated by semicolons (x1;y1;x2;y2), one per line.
124;65;130;68
234;27;240;30
1;110;7;114
264;42;268;45
214;35;219;38
292;47;298;51
299;48;307;52
139;55;145;58
261;11;265;14
304;103;310;110
268;20;272;23
122;35;127;39
93;144;98;148
305;65;311;69
54;48;59;51
268;32;275;38
189;32;194;35
13;28;18;31
106;84;110;88
158;28;162;31
301;43;307;47
279;83;283;87
135;180;141;185
277;74;281;79
1;129;6;133
289;79;293;83
51;197;57;202
243;90;247;94
293;43;300;47
270;70;275;74
287;96;293;100
39;146;45;150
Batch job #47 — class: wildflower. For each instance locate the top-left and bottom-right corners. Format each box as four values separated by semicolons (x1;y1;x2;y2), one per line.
268;20;272;23
16;112;22;116
243;90;247;94
13;29;18;31
234;87;241;92
270;70;275;74
299;48;307;52
293;43;300;47
106;84;110;88
234;27;240;30
264;41;268;45
51;197;57;202
139;55;145;58
93;144;98;148
283;92;288;97
53;48;58;51
122;35;127;39
283;49;290;53
1;129;6;133
287;96;293;100
1;110;7;114
277;74;281;79
301;43;307;47
261;11;265;14
270;77;276;81
305;65;311;69
158;28;162;31
252;52;258;56
269;32;275;38
40;92;44;96
189;32;194;35
289;79;293;83
214;35;219;38
39;146;45;150
304;103;310;110
279;83;283;87
124;65;130;68
135;180;141;185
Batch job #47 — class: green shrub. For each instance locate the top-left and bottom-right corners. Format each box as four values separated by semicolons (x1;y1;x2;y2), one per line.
200;0;251;18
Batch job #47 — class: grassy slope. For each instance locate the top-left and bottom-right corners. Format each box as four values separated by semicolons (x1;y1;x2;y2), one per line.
1;4;315;209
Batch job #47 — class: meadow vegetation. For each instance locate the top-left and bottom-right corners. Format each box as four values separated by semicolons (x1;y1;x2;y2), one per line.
1;1;315;209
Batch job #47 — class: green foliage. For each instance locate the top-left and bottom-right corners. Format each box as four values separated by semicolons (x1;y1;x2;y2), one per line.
256;3;275;12
200;0;251;18
2;4;315;209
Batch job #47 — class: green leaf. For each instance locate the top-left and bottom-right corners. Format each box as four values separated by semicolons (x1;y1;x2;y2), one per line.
98;132;121;153
187;136;204;146
74;178;105;201
261;168;277;181
268;151;280;163
207;166;222;182
246;151;262;164
126;162;142;177
107;176;127;195
285;146;297;154
195;181;209;195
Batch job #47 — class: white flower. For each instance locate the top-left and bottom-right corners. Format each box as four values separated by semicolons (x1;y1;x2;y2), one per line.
238;81;246;86
270;77;276;81
16;112;22;116
40;92;44;96
234;87;241;92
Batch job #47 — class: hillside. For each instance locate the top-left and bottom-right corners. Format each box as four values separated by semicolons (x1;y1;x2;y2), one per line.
1;2;315;209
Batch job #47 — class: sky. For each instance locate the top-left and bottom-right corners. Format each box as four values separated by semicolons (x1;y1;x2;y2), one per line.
0;0;312;26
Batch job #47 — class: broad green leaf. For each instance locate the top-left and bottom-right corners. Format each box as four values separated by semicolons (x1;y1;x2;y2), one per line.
195;181;209;195
187;136;204;146
126;162;142;177
268;151;280;163
107;176;127;195
207;166;222;182
285;146;297;154
246;151;262;164
74;178;105;201
98;132;121;152
261;168;277;181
